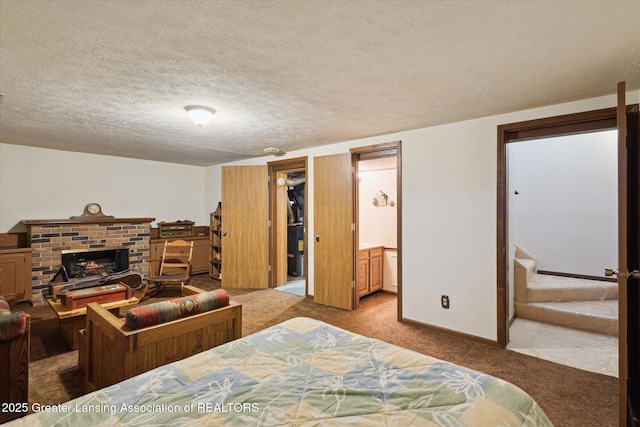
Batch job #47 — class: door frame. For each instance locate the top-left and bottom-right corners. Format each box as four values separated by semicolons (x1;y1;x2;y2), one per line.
267;157;308;293
351;141;402;319
497;106;630;347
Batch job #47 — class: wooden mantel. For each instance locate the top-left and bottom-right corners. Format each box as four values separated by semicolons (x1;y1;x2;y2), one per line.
22;217;155;226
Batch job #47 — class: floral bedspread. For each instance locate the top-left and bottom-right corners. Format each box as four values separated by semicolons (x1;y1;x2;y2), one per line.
9;317;553;426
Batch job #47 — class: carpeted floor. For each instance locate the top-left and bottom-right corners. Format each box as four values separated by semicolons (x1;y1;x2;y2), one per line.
19;274;617;426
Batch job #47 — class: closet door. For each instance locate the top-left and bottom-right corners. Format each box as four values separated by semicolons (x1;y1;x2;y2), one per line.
221;165;269;288
313;153;354;310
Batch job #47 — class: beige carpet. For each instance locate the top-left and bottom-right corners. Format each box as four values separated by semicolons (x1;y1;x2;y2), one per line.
20;274;617;427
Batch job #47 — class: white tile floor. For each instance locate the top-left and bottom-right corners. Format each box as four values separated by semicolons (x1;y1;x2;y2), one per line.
508;318;618;377
274;279;305;296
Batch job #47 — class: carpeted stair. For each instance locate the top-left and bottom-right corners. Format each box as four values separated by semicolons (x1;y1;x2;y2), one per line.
514;245;618;336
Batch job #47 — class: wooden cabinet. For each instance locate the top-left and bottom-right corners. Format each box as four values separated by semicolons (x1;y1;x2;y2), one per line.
357;246;383;297
0;248;33;302
209;205;222;280
149;236;208;277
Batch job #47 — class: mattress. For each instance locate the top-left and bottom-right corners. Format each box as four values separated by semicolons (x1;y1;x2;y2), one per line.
9;317;553;426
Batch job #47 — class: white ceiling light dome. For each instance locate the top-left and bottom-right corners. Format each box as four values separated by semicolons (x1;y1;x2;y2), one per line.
184;105;216;127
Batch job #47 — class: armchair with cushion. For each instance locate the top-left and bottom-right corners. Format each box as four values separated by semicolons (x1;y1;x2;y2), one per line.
82;285;241;392
0;295;29;423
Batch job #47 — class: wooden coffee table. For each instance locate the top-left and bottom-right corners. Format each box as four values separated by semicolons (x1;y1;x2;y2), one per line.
46;296;139;350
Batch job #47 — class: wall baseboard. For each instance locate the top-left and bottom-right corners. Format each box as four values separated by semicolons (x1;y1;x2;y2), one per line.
400;316;499;348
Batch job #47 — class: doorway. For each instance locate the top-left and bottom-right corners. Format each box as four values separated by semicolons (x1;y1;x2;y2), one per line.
505;129;618;376
497;107;621;347
351;142;401;316
355;156;398;301
311;141;402;315
497;103;640;408
268;157;308;296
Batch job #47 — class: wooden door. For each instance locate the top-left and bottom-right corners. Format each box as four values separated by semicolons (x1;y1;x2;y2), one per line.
618;82;640;426
274;171;289;287
222;166;269;288
314;153;354;309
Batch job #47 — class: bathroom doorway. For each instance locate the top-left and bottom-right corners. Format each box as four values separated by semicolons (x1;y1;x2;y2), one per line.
352;143;401;315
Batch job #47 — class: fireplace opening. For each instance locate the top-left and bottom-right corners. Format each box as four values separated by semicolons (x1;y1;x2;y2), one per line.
61;248;129;279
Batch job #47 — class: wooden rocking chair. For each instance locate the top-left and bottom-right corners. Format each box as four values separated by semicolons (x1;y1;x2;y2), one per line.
140;239;193;300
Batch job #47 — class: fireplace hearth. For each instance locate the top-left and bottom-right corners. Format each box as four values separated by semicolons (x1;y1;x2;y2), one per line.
61;247;129;279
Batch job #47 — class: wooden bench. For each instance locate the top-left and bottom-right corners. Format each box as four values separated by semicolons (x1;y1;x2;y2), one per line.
82;285;242;392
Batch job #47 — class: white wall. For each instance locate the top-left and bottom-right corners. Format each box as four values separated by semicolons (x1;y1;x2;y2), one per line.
0;144;206;232
358;167;397;249
509;131;618;277
3;90;636;343
205;90;638;342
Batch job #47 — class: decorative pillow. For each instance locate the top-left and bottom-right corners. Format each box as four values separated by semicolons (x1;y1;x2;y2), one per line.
0;311;28;342
125;289;230;330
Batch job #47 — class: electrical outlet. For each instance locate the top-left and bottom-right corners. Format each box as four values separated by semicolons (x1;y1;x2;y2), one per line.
441;295;450;309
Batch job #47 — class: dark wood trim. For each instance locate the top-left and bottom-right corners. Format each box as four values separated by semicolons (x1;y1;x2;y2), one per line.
396;141;403;322
501;107;618;141
617;83;629;427
351;141;400;155
497;125;508;348
496;103;639;351
267;156;309;170
537;270;617;283
401;316;500;348
22;217;155;226
352;151;360;310
625;105;640;427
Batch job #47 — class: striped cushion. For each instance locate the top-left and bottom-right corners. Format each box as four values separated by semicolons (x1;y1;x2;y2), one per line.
125;289;230;330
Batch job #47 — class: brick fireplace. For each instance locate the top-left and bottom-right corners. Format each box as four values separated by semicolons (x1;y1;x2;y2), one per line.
22;217;154;293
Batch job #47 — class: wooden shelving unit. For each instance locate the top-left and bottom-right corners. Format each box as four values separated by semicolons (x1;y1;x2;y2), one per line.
209;203;222;280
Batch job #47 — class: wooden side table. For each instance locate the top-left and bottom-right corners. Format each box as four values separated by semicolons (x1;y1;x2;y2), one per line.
46;296;139;350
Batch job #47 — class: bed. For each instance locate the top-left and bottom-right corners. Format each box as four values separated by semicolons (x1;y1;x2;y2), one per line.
8;317;553;426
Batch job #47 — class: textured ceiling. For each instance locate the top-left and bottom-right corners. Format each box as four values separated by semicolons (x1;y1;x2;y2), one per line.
1;0;639;166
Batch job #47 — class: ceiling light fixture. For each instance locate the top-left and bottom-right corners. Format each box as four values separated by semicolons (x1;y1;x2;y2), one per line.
184;105;216;127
